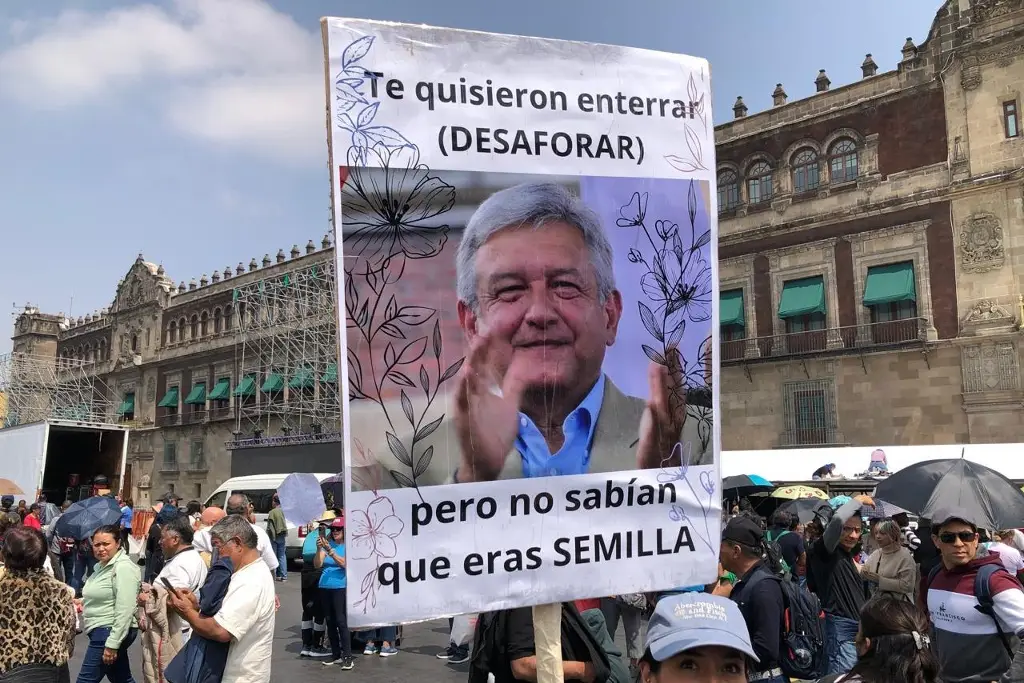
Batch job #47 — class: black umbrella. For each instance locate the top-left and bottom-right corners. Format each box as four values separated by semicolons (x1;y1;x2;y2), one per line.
778;498;832;524
320;474;344;511
873;458;1024;531
54;496;122;541
723;474;774;497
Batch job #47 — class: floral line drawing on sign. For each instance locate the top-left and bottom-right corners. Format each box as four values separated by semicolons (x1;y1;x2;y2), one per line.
334;35;415;164
663;71;709;174
617;181;713;453
349;439;410;613
659;442;716;553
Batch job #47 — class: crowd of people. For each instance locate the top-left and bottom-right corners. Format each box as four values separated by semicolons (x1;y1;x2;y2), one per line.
4;488;1024;683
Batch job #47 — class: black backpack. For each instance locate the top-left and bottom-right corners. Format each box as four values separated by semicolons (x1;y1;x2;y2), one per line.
745;570;827;680
925;562;1016;656
469;603;611;683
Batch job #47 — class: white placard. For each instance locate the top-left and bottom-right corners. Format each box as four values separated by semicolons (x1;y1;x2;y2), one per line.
322;18;721;627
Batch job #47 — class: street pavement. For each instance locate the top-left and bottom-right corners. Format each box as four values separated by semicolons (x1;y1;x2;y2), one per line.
68;574;469;683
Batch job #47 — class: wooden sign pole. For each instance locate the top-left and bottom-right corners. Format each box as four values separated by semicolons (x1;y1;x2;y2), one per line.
532;603;564;683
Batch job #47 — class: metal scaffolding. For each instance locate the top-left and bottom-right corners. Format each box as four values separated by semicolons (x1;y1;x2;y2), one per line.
0;352;118;427
232;258;342;441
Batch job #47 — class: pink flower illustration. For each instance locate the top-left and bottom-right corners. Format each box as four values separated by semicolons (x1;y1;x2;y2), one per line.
350;495;405;560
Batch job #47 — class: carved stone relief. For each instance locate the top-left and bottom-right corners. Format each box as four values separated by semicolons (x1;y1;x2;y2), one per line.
961;342;1021;393
146;377;156;404
959;213;1004;273
961;300;1017;336
960;55;981;90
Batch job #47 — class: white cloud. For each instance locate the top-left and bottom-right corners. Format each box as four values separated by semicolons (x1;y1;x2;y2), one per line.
0;0;324;164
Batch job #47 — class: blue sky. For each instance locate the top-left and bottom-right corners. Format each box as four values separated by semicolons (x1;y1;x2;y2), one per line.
0;0;940;355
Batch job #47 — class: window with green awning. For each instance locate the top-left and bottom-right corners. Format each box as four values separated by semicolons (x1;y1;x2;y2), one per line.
778;276;826;318
116;393;135;417
207;378;231;401
321;363;338;384
863;261;916;306
157;387;179;408
720;289;745;327
262;372;284;393
289;365;314;390
184;383;206;405
233;375;256;397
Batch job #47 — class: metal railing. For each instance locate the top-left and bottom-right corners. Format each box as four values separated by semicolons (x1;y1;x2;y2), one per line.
157;413;182;427
722;317;928;362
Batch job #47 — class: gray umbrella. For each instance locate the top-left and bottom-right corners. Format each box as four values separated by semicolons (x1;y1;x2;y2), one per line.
873;458;1024;530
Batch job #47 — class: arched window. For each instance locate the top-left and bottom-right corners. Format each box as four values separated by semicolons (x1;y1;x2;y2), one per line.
178;318;186;342
237;303;246;328
747;161;773;204
200;311;209;336
190;315;199;339
99;339;107;361
791;148;820;193
168;321;177;344
77;345;84;360
85;344;93;363
224;305;233;331
829;139;859;183
213;308;222;333
130;334;138;353
717;170;739;210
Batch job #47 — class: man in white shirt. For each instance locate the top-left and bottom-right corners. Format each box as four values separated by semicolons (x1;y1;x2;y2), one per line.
224;494;279;574
156;514;208;592
192;506;227;560
168;514;276;683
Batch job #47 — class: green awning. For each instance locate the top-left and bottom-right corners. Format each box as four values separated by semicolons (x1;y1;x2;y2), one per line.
116;393;135;417
208;378;231;401
720;289;744;327
288;365;314;390
184;383;206;405
157;387;179;408
863;261;916;306
322;363;338;383
778;276;826;318
233;375;256;397
262;373;284;393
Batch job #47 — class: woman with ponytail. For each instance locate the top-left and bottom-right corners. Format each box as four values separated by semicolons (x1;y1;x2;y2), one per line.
816;597;940;683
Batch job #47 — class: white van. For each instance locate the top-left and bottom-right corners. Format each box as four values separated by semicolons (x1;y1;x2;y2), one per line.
203;473;337;566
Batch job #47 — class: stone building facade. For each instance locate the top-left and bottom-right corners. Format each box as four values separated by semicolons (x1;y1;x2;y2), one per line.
717;0;1024;449
9;241;345;506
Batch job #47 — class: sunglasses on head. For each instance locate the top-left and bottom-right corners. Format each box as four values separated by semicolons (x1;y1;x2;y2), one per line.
938;531;976;544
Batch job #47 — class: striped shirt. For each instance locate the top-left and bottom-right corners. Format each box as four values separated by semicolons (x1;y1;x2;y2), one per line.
925;555;1024;682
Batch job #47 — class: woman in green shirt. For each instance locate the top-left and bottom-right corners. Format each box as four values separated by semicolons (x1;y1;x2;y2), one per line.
76;524;142;683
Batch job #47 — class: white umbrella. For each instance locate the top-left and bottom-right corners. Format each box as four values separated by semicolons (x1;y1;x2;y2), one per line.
276;473;326;528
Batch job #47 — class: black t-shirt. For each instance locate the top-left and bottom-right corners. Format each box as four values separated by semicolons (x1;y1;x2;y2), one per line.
768;527;805;576
493;608;585;683
808;540;865;620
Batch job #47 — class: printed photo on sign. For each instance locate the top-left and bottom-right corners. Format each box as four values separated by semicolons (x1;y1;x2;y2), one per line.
323;18;721;626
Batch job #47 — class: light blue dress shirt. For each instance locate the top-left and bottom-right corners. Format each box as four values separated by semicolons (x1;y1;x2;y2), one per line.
516;373;606;478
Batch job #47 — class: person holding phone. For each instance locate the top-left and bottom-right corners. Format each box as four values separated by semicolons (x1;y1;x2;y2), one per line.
315;517;352;670
298;516;331;658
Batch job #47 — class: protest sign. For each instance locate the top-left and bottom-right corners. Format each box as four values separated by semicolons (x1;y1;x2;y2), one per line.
321;18;721;626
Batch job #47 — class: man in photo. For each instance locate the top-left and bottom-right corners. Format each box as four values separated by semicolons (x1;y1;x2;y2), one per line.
366;182;711;487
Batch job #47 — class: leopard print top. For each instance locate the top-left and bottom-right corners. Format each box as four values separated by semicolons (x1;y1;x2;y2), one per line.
0;569;75;674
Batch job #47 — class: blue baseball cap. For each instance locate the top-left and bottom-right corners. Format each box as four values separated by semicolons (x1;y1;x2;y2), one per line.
646;593;758;663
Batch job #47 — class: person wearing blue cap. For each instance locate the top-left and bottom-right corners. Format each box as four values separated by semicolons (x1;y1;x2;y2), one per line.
638;592;756;683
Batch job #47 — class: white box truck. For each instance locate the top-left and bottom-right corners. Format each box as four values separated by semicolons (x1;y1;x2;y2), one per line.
0;419;130;503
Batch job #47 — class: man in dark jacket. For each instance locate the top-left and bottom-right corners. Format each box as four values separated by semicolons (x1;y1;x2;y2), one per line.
720;516;786;683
